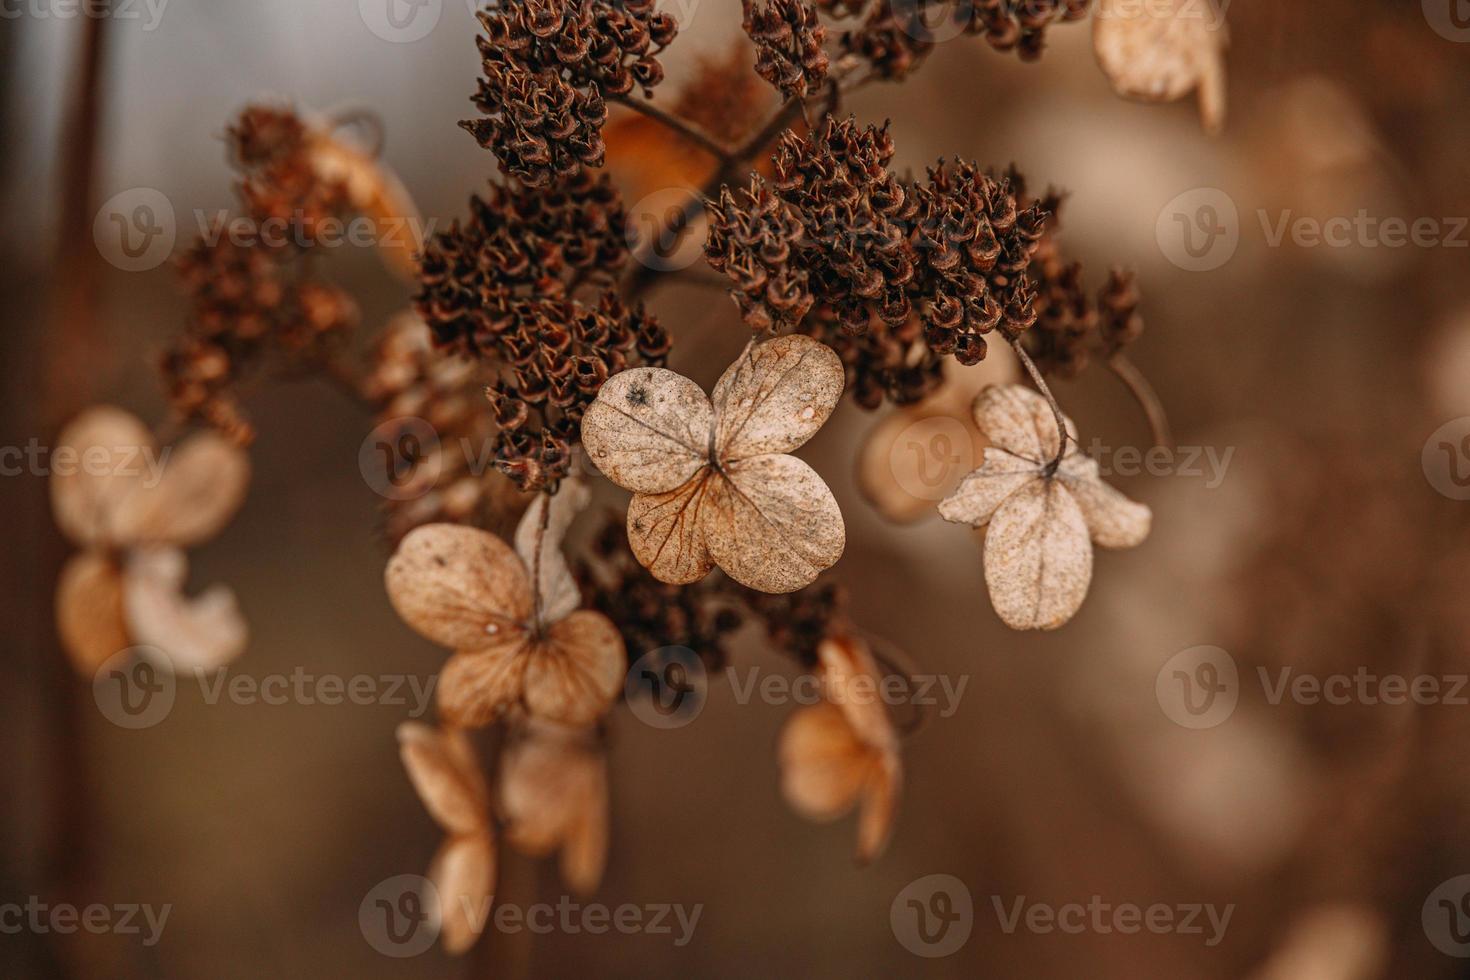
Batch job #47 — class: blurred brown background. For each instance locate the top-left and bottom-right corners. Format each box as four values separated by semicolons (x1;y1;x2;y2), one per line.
4;1;1470;977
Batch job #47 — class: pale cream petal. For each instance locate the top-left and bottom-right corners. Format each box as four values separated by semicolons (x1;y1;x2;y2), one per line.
703;455;845;594
523;611;626;726
306;130;423;282
50;406;153;547
856;754;901;865
397;722;490;837
983;479;1093;631
437;641;531;728
1094;0;1229;133
429;833;495;956
581;368;712;494
971;385;1078;463
498;722;609;893
1057;455;1153;549
778;703;868;821
711;334;845;460
112;432;250;548
514;476;590;627
123;547;248;672
386;524;533;650
56;552;130;677
626;474;717;586
937;449;1038;527
817;636;898;753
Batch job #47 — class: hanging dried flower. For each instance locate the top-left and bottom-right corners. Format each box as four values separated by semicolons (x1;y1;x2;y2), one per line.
581;334;847;594
385;479;625;727
397;723;496;955
938;385;1151;630
498;719;609;895
779;634;901;862
51;407;251;675
1093;0;1228;134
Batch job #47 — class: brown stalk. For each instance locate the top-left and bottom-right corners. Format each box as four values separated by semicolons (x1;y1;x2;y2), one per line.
1008;335;1071;473
1106;352;1172;451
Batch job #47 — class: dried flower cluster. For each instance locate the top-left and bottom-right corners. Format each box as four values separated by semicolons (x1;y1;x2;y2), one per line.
816;0;1091;79
463;0;678;186
415;173;670;491
743;0;830;100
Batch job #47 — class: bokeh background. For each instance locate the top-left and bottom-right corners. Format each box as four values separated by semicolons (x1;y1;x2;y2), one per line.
5;1;1470;977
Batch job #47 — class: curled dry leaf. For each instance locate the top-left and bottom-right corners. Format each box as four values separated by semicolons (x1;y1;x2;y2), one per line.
778;636;901;864
582;333;847;594
385;488;625;727
498;720;609;895
1093;0;1229;134
939;385;1151;631
514;475;591;627
304;118;424;282
50;406;252;675
124;548;249;673
397;723;496;955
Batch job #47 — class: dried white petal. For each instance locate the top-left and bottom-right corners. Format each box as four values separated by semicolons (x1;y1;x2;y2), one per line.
983;479;1093;631
704;454;845;594
514;476;591;627
971;384;1077;463
582;368;712;494
56;552;130;676
1057;455;1153;548
429;832;495;955
522;612;626;727
113;431;250;548
50;407;154;547
1094;0;1229;134
711;334;845;460
936;449;1037;527
397;722;491;837
385;524;532;651
626;475;717;585
123;547;248;672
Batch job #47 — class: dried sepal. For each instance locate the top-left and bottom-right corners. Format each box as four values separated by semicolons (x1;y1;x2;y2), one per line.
123;548;249;673
582;334;847;594
385;524;625;727
51;407;157;548
498;720;609;895
778;635;901;863
938;385;1151;630
1093;0;1228;134
397;722;491;837
429;832;496;955
514;477;592;627
303;123;423;282
55;553;130;677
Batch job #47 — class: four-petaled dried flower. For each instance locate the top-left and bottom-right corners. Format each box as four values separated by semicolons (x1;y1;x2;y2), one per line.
938;385;1151;630
498;719;609;894
51;407;251;675
1093;0;1228;134
397;722;496;955
779;634;901;862
385;479;626;727
581;334;846;594
742;0;829;100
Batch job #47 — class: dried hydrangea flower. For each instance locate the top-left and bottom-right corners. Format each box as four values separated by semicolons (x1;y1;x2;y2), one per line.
385;479;625;727
581;334;846;594
1093;0;1228;134
938;385;1151;630
742;0;829;100
779;634;901;863
397;723;496;955
50;406;251;674
498;719;609;895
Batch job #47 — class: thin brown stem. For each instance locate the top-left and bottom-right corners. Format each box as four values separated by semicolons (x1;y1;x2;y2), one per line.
1008;336;1070;473
530;489;552;635
1106;352;1172;451
607;93;736;162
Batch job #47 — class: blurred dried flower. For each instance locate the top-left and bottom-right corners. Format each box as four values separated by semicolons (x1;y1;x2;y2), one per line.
397;723;496;955
498;719;609;895
581;334;846;594
50;407;251;674
1094;0;1228;134
938;385;1150;630
385;481;625;727
779;634;901;862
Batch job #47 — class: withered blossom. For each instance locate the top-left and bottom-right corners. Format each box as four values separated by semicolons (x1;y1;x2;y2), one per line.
779;634;902;863
498;719;609;895
742;0;830;100
51;407;251;675
1093;0;1229;134
938;385;1151;630
581;334;846;594
385;479;625;727
397;722;496;955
